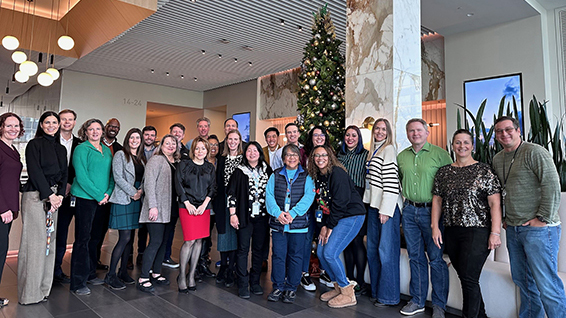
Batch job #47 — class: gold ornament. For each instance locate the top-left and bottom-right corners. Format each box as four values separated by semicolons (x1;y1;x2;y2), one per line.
323;120;330;127
309;124;315;130
314;40;319;46
304;84;310;90
310;112;315;118
313;86;318;91
314;98;320;105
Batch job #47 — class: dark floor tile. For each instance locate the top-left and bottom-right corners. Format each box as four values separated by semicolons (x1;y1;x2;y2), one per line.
54;309;101;318
72;284;125;309
92;302;149;318
158;290;238;318
128;295;192;318
41;283;89;316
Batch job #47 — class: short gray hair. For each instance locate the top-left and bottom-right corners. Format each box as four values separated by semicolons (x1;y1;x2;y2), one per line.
196;117;211;126
406;118;428;131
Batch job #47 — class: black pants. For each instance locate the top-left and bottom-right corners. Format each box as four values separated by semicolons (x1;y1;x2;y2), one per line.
163;215;178;261
444;226;491;318
70;198;101;290
141;221;174;278
55;195;76;276
236;215;269;288
0;221;12;284
93;204;111;265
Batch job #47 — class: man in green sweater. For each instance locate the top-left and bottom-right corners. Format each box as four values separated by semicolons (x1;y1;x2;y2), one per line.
492;116;566;317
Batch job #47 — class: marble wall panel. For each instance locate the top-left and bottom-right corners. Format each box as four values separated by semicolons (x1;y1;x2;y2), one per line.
394;68;422;150
346;0;393;78
393;0;421;76
422;35;445;101
259;68;301;120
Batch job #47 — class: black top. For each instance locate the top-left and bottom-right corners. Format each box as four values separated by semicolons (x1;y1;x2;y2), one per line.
315;166;365;229
134;160;144;183
180;144;190;161
23;135;68;199
175;159;217;209
170;162;179;217
433;162;501;228
213;154;243;234
0;140;23;217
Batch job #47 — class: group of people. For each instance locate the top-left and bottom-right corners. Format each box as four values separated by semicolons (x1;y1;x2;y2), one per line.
0;110;565;317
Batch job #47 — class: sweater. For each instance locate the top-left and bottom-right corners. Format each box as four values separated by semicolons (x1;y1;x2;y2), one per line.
139;155;174;223
363;143;403;216
0;141;22;217
22;135;67;199
319;167;366;229
492;142;561;226
71;141;114;202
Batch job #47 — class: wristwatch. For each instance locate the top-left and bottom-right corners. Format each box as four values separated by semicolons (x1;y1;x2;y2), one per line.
537;216;547;223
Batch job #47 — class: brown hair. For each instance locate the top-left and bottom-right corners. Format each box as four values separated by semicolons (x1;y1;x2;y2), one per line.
308;145;346;179
78;118;104;142
122;128;147;165
189;136;210;160
221;129;243;156
59;109;77;120
0;112;25;138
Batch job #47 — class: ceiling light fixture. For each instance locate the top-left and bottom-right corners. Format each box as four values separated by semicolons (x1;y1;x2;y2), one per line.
11;51;27;64
20;0;39;76
2;0;20;50
280;19;285;26
194;77;197;81
201;50;206;54
248;61;253;66
234;58;237;62
180;75;184;79
298;26;302;31
151;69;154;73
14;71;29;83
219;39;230;44
466;13;474;17
58;0;75;50
166;72;170;76
242;45;254;51
46;67;60;80
218;54;222;58
37;72;54;87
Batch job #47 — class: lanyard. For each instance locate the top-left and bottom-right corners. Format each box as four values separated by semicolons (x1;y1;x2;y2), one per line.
366;143;384;173
501;141;522;218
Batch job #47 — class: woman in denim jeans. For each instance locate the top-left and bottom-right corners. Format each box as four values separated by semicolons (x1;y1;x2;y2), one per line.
308;145;366;308
363;118;403;307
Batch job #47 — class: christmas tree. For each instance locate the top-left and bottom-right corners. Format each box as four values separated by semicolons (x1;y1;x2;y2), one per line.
296;4;346;150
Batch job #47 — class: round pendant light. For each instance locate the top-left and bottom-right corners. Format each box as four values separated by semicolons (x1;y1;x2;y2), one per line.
57;35;74;51
2;35;19;50
37;72;54;87
14;71;29;83
46;68;60;80
20;60;39;76
11;51;27;64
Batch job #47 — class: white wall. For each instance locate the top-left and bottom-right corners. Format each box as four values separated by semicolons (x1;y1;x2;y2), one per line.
60;70;203;134
146;109;204;143
204;109;228;139
203;80;258;142
445;15;546;138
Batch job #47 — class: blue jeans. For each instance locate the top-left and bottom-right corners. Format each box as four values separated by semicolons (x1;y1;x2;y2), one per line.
317;215;365;288
402;203;448;309
302;209;317;273
367;206;401;304
506;225;566;318
271;230;306;291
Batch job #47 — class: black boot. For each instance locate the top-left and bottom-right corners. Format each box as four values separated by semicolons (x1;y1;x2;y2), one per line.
215;266;226;284
199;262;216;278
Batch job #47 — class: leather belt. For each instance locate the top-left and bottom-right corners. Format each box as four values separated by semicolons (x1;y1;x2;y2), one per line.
405;199;432;208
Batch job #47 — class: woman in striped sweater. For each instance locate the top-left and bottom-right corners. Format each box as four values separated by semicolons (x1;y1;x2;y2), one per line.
337;126;369;294
363;118;403;307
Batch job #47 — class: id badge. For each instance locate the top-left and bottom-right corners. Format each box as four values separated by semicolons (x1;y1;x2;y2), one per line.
284;202;290;212
252;201;260;215
70;196;76;207
315;209;323;223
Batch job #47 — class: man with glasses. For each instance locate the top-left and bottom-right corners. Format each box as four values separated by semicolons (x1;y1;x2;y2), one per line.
492;116;566;317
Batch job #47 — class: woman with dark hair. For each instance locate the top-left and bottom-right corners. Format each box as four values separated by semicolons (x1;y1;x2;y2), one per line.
0;113;24;308
105;128;146;290
337;125;369;294
363;118;403;307
432;129;502;318
137;134;180;292
213;130;243;287
18;111;68;304
300;126;333;291
70;118;114;296
227;141;273;298
266;144;315;304
175;136;216;292
308;145;365;308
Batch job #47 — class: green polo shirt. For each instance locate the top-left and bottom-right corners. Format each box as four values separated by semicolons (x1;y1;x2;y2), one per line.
397;142;452;203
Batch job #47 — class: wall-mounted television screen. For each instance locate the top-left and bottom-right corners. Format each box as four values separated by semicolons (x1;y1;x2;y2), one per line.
464;73;524;142
233;112;251;143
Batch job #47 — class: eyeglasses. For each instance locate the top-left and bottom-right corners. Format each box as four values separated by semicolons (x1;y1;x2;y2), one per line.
285;153;299;158
314;153;328;158
313;134;325;138
495;127;517;135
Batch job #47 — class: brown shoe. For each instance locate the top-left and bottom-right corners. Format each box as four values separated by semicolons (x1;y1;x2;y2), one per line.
328;283;357;308
320;282;340;302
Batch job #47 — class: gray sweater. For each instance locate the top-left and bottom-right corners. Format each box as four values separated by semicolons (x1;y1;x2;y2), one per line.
139;154;173;223
492;142;561;226
109;150;143;205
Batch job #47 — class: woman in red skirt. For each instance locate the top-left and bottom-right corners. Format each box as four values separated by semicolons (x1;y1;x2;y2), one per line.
175;136;217;292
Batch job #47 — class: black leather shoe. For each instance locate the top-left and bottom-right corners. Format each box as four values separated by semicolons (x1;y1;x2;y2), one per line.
97;261;109;271
199;264;216;278
54;273;71;284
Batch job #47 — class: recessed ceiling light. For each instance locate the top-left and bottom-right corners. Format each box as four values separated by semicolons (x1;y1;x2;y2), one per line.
242;45;254;51
151;69;155;73
280;19;285;26
298;26;302;32
201;50;206;54
219;39;230;44
166;72;170;76
248;61;253;66
194;77;198;81
234;58;238;62
467;13;474;17
181;75;184;79
218;54;222;58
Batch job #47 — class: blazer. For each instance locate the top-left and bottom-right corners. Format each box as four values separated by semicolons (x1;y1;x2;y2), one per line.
139;154;173;223
0;141;23;218
109;150;143;205
60;135;81;187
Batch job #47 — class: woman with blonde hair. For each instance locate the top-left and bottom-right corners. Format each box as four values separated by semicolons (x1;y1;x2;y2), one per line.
363;118;403;307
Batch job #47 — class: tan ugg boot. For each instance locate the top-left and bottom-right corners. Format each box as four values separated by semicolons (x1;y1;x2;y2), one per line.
320;282;340;302
328;283;357;308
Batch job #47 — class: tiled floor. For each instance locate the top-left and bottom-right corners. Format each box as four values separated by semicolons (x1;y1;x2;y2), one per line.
0;224;460;318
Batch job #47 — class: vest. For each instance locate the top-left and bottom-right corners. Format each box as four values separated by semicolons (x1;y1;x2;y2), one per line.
269;166;309;231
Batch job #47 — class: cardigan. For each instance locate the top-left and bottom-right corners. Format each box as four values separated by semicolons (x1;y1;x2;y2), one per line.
70;141;114;202
0;140;23;217
226;162;272;228
109;150;144;205
363;143;403;217
139;155;174;223
213;154;242;234
22;135;67;199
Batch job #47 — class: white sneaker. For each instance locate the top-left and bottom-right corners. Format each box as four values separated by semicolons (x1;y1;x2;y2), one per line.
319;271;334;288
300;273;316;291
